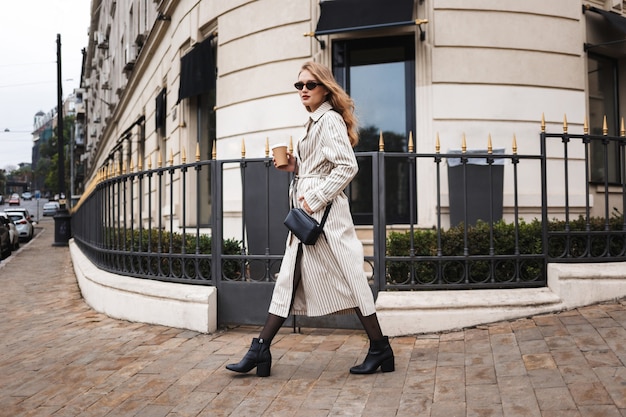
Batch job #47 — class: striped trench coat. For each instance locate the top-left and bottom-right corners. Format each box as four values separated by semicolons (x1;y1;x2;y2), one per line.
268;101;377;318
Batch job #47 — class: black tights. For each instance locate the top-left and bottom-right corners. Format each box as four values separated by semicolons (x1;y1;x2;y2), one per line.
259;244;384;343
259;244;303;342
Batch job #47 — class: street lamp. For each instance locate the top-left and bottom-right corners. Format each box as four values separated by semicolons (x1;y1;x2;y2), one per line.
53;33;71;247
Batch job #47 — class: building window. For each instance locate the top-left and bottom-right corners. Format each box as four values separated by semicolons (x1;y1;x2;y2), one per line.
179;34;217;227
588;54;621;184
333;35;416;224
192;91;215;226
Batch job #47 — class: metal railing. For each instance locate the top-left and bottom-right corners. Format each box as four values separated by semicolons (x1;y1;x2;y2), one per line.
72;126;626;295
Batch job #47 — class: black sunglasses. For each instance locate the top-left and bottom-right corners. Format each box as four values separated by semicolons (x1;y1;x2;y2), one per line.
294;81;322;91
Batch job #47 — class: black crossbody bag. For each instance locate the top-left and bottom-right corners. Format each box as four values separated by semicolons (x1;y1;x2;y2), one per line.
283;204;332;245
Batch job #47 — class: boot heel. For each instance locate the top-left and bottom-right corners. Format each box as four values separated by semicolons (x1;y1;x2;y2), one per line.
256;361;271;377
380;357;395;373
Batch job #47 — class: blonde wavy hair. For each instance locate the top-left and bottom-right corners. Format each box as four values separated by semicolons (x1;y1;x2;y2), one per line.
299;61;359;147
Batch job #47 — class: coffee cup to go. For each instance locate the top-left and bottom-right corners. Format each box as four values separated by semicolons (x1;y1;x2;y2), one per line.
271;143;288;167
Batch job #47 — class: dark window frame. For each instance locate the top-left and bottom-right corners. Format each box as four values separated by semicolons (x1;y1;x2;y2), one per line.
332;34;416;225
587;52;623;185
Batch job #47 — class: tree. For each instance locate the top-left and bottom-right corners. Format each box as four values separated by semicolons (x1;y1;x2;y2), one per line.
35;115;74;195
0;169;6;195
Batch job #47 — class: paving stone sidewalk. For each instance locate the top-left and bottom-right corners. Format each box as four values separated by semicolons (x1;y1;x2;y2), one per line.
1;221;625;417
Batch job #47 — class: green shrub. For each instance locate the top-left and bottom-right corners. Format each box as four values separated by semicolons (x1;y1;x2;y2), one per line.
105;227;243;280
385;214;626;286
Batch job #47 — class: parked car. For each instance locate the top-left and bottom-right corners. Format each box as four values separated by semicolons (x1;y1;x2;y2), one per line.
0;195;4;205
8;193;20;206
4;207;33;223
6;211;34;241
43;201;60;217
0;215;12;259
0;212;19;251
21;192;33;200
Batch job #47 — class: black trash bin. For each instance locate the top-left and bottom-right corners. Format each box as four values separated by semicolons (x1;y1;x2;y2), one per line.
447;149;505;227
53;206;72;246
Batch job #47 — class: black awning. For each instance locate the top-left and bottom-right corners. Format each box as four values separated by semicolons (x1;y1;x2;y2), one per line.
315;0;414;35
177;35;216;103
583;5;626;51
585;5;626;34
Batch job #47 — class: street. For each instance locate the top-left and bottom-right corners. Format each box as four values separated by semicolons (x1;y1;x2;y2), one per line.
17;196;52;223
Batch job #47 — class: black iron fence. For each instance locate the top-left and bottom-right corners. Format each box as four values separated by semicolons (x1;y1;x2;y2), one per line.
72;126;626;298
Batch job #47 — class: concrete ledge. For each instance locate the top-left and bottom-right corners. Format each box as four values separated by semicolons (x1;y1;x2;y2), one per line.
69;236;626;337
69;239;217;333
377;288;564;336
548;261;626;309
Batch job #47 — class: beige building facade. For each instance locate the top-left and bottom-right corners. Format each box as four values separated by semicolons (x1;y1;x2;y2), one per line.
80;0;626;234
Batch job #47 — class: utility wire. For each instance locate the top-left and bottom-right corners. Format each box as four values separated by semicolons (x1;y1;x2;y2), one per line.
0;61;55;68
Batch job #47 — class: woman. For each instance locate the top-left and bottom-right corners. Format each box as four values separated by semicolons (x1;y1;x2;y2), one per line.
226;61;394;377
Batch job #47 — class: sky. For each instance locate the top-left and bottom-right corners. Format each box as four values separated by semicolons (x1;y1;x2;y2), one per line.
0;0;91;172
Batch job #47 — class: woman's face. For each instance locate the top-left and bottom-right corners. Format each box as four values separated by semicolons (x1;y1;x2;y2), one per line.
297;69;328;112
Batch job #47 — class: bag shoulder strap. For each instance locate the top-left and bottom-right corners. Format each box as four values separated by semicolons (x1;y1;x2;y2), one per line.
319;203;332;228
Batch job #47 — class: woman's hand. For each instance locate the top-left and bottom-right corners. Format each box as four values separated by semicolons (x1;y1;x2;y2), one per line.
273;151;297;172
298;196;313;214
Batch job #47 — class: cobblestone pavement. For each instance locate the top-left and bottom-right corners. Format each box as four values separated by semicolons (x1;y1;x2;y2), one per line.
1;222;625;417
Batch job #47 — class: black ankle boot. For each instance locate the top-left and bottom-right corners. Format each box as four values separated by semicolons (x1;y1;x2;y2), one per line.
225;338;272;377
349;336;395;374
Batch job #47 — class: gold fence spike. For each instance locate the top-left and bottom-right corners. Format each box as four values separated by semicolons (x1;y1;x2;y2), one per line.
289;136;293;153
158;151;163;167
265;137;269;157
137;155;142;171
435;133;440;153
462;133;467;153
378;130;384;152
129;157;134;172
212;139;217;159
603;115;608;135
488;134;493;154
541;113;546;133
195;143;201;162
408;131;414;152
169;149;174;166
148;154;152;169
621;118;625;137
584;116;589;135
241;138;246;158
563;114;568;134
512;134;517;154
182;147;187;164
